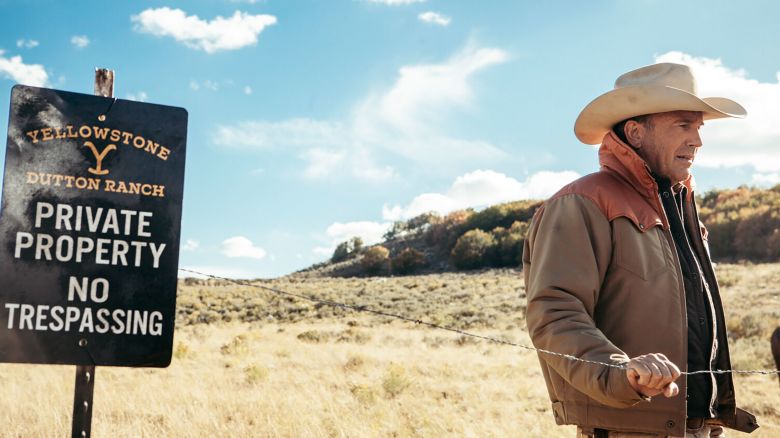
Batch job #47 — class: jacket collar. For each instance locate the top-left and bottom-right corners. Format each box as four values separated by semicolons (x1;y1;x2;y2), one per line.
598;131;696;200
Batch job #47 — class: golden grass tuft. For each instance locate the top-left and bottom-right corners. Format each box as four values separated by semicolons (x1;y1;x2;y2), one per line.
382;364;412;398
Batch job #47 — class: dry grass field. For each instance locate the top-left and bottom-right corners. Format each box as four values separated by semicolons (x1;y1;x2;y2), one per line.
0;263;779;437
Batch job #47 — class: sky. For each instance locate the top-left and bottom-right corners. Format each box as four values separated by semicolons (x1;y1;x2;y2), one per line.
1;0;779;279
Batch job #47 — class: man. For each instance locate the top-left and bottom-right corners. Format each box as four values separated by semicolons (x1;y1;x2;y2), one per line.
522;63;759;437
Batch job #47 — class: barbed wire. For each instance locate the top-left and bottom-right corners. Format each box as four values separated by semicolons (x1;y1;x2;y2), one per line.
178;268;780;377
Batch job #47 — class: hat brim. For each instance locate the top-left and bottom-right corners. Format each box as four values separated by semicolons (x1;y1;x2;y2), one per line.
574;85;747;145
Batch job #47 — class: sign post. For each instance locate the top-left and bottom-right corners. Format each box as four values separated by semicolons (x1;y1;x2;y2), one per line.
70;68;115;438
0;70;187;436
72;359;95;438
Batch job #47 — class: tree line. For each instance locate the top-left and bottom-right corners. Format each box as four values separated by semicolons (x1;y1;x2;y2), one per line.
330;184;780;275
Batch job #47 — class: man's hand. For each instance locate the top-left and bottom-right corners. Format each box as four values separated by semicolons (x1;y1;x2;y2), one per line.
626;353;681;398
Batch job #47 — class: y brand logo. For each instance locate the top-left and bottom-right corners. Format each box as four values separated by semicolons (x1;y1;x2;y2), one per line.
84;141;117;176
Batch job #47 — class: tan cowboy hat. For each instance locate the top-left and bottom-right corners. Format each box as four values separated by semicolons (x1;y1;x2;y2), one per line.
574;62;746;145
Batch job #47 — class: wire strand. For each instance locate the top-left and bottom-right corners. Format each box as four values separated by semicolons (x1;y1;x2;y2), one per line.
178;268;780;377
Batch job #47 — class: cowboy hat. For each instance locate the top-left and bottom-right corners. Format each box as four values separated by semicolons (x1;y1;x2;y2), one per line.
574;62;746;145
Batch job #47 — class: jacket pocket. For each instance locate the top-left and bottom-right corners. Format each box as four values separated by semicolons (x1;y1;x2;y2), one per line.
613;220;672;281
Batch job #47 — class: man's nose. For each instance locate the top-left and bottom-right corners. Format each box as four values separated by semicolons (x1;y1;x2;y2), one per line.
689;130;703;148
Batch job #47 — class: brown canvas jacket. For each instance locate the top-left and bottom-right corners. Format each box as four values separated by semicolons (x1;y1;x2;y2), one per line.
522;131;758;436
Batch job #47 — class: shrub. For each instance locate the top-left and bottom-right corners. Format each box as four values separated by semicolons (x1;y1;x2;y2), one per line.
391;247;427;275
331;241;350;263
466;200;541;233
382;364;411;398
406;212;440;235
350;384;378;404
697;186;780;262
173;341;191;360
336;328;372;344
425;209;474;250
361;246;390;275
733;209;779;260
220;335;249;356
244;364;270;384
350;236;363;254
383;221;407;240
705;220;737;260
493;221;529;267
768;229;780;260
344;355;366;371
331;236;366;262
450;229;496;270
297;330;330;343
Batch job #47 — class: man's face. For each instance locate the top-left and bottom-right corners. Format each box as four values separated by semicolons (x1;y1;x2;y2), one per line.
634;110;704;184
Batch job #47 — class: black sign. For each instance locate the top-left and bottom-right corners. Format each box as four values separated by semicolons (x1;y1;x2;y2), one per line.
0;85;187;367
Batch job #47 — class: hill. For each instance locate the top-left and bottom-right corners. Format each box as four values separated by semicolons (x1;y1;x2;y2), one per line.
297;184;780;278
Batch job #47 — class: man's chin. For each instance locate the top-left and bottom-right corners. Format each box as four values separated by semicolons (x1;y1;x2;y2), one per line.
670;168;693;185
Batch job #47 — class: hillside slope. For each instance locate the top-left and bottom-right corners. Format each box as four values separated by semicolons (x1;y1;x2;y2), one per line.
297;184;780;278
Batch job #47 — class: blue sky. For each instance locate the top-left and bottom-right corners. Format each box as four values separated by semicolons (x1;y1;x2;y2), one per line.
1;0;779;278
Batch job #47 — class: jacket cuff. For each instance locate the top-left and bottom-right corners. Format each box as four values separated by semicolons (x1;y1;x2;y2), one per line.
608;365;651;407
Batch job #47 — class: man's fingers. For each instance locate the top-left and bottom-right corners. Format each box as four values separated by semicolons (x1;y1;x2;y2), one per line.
663;382;679;398
636;358;666;388
652;353;681;378
644;361;661;387
667;359;682;379
650;355;675;389
649;361;669;388
630;361;653;386
627;353;683;396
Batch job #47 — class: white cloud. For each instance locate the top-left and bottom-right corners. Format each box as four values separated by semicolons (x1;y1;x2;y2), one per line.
365;0;426;4
16;39;39;49
126;91;148;102
71;35;90;48
214;44;509;181
383;169;580;220
299;148;346;179
189;79;219;91
182;239;200;251
244;85;253;95
0;51;48;87
418;11;450;26
131;7;277;53
326;221;391;246
313;246;334;256
752;172;780;186
655;51;780;172
314;220;392;257
215;118;347;149
220;236;267;259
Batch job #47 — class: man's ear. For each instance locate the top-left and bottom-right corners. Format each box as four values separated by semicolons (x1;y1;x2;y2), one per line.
624;120;645;149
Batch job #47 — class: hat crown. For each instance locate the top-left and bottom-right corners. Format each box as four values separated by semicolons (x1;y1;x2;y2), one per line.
614;62;697;94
